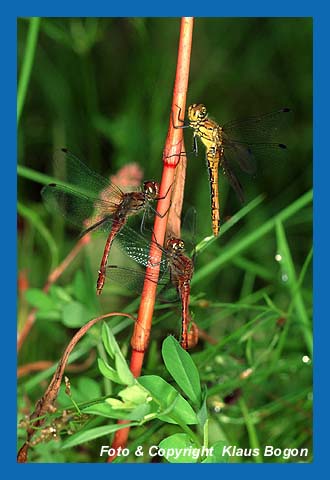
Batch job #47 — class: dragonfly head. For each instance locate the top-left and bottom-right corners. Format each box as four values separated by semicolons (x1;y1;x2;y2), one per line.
188;104;208;122
166;237;185;253
143;181;160;200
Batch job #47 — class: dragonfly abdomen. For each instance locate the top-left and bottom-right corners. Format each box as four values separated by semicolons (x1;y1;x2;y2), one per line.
96;217;127;295
206;147;221;237
177;281;191;350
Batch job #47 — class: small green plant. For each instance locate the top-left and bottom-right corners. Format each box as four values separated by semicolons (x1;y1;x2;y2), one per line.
60;326;229;463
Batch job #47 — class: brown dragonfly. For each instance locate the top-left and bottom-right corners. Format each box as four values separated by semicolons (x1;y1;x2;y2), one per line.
107;220;196;350
177;104;290;236
41;148;167;295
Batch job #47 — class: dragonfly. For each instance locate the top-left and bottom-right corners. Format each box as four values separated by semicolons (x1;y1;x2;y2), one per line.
177;104;291;236
107;222;195;350
41;148;167;295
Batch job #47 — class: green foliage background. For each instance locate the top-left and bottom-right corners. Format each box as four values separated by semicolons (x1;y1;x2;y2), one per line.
17;17;312;463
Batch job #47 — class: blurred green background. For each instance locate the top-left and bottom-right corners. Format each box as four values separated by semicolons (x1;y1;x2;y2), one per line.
17;17;312;463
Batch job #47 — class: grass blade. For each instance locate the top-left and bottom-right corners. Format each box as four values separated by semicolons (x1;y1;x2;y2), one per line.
275;220;313;355
193;190;312;284
17;17;41;125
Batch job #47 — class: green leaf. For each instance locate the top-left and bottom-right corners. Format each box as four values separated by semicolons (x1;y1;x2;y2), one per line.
97;357;121;384
202;440;230;463
82;383;154;421
62;301;91;328
25;288;56;311
138;375;198;425
101;323;134;385
35;309;61;322
61;422;137;449
162;336;201;405
197;393;208;428
77;377;102;401
82;398;151;421
115;352;134;386
101;322;117;358
49;285;72;303
159;433;199;463
118;384;149;404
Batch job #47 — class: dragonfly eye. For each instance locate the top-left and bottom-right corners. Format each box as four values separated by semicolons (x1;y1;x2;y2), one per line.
199;105;207;119
166;237;181;252
172;239;185;251
144;181;159;197
188;104;203;122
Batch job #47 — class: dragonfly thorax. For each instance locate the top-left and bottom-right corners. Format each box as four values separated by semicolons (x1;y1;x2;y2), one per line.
118;192;146;217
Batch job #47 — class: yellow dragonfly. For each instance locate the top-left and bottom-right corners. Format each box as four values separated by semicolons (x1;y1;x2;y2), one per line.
181;104;290;236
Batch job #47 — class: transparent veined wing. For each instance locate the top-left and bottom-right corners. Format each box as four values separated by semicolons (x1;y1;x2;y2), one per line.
222;108;291;145
115;224;168;271
41;183;118;234
221;154;245;204
53;148;125;202
222;138;257;174
106;265;179;302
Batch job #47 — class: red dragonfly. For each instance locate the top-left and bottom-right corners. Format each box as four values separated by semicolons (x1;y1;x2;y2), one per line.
107;222;195;350
41;148;166;295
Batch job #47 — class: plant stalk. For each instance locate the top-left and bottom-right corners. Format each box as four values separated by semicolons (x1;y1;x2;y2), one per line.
108;17;194;462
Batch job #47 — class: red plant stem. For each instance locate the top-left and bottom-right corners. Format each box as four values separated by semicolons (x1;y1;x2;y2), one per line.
108;17;194;463
131;17;194;355
17;234;91;352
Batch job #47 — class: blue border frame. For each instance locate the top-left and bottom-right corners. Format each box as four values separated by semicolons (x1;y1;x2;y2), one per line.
8;0;324;475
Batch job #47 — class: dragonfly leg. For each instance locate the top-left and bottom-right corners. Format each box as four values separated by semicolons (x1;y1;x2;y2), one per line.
139;205;171;233
79;217;109;238
152;204;171;219
151;183;173;218
172;104;189;129
148;259;163;268
193;134;199;156
141;191;172;230
155;182;173;201
140;210;148;234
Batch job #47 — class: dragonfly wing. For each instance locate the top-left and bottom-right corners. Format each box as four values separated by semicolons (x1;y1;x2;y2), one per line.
221;155;245;204
106;266;174;299
106;266;153;294
180;206;197;256
222;108;291;145
53;148;124;202
228;141;288;166
223;138;257;174
115;225;168;271
41;183;115;233
158;281;180;303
